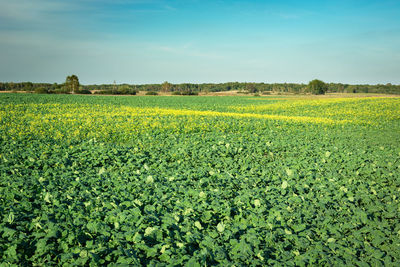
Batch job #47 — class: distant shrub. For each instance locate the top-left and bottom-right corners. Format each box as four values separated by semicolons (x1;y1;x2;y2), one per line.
53;88;71;94
171;91;182;95
34;87;48;94
123;89;137;95
113;88;137;95
262;91;271;95
181;91;198;96
254;93;260;97
77;89;92;94
145;91;158;95
94;89;136;95
94;90;112;95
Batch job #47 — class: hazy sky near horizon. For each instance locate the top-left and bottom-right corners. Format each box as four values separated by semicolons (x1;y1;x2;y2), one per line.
0;0;399;84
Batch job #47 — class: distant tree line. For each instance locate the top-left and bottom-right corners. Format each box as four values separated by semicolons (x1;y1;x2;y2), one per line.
1;80;400;95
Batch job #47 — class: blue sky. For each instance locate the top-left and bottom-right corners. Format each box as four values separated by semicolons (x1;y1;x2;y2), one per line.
0;0;399;84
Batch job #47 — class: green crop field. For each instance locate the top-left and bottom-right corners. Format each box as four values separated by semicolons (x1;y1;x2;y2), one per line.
1;93;399;265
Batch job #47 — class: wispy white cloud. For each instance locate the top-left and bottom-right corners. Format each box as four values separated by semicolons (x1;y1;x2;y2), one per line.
0;0;178;46
0;0;76;21
0;0;176;28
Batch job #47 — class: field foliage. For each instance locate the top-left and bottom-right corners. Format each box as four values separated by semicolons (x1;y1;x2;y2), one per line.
0;94;399;265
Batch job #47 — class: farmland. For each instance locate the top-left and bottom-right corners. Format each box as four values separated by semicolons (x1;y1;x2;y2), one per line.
0;93;399;265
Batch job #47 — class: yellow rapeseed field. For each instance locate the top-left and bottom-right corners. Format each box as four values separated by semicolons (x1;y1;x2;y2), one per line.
1;96;399;142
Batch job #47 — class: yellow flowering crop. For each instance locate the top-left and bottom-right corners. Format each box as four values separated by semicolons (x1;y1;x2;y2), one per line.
1;96;399;143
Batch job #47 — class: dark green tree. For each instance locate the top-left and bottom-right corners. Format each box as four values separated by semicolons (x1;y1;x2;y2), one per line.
307;79;328;95
65;75;79;93
246;83;258;93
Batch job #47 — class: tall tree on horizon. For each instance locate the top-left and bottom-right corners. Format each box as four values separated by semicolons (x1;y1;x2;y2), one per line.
161;81;172;92
65;75;79;93
307;79;328;95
